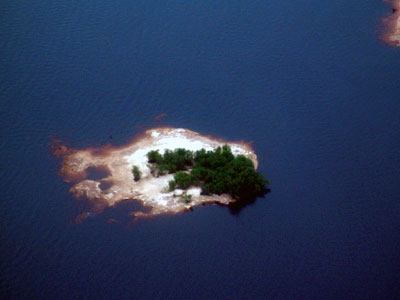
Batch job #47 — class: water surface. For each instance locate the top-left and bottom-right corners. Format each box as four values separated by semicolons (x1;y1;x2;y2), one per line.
1;1;399;299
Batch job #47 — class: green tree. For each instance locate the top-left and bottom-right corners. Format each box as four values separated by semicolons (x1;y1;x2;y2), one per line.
132;166;141;181
173;171;192;189
147;150;163;164
168;180;176;191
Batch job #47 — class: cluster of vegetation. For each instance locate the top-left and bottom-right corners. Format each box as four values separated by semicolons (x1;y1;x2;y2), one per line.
132;166;141;181
147;148;193;177
147;146;269;202
180;191;192;204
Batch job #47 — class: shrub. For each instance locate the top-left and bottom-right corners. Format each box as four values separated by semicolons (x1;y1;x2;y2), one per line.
180;192;192;204
168;180;176;191
173;171;192;189
147;150;163;164
132;166;141;181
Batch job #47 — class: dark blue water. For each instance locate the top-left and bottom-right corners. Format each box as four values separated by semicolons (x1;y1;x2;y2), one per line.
1;1;399;299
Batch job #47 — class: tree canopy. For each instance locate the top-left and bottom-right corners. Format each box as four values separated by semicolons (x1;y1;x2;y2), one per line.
147;148;193;176
147;145;269;202
132;165;141;181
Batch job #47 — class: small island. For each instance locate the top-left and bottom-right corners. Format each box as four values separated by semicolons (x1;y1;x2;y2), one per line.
54;128;269;221
381;0;400;46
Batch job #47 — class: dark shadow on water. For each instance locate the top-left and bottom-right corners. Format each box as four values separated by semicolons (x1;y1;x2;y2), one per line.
86;166;110;180
102;199;152;222
228;188;271;215
114;199;151;213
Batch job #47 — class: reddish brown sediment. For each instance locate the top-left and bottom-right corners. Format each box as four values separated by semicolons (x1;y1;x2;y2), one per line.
54;128;259;222
107;218;120;224
154;113;167;121
381;0;400;46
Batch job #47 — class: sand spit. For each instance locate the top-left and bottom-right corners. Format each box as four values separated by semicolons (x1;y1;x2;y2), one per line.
382;0;400;46
55;128;258;221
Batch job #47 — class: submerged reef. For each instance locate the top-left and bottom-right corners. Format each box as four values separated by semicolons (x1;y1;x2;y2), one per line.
54;128;266;222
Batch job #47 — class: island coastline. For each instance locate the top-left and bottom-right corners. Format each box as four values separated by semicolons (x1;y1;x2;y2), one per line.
54;128;262;222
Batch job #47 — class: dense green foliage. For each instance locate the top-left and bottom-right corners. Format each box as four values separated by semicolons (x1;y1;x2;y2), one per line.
147;146;269;201
173;171;192;189
191;146;269;200
132;166;141;181
147;148;193;176
168;180;176;191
